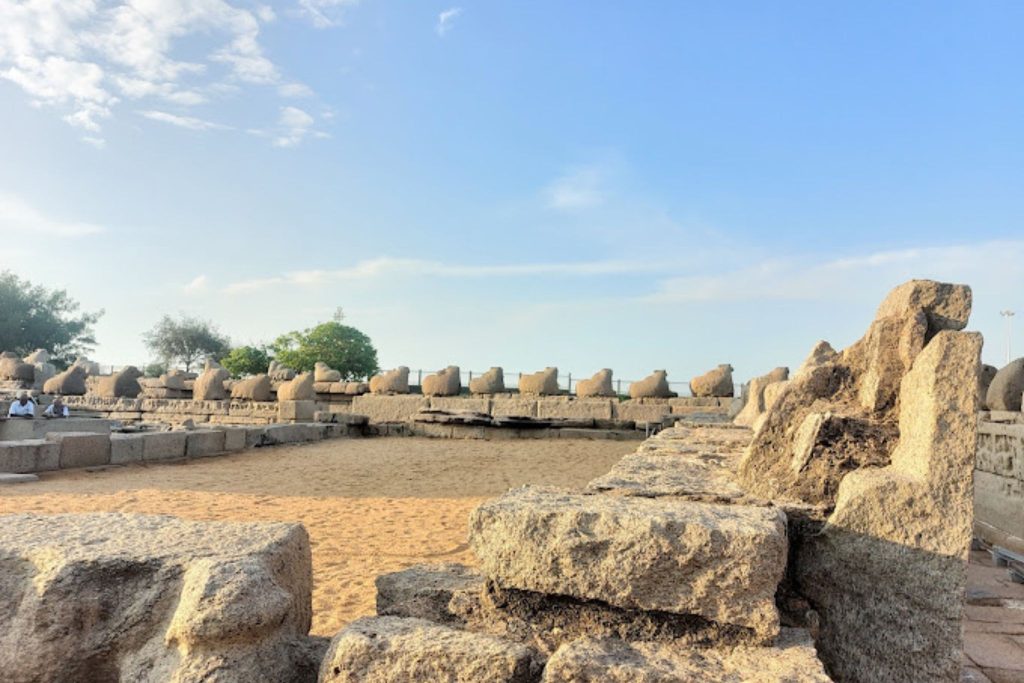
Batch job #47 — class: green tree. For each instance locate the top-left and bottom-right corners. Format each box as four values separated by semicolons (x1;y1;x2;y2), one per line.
143;315;230;372
271;321;378;380
221;345;272;378
0;270;103;367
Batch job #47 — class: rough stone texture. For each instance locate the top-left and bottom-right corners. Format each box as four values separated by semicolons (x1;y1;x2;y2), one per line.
628;370;675;399
0;512;315;683
351;395;429;424
751;379;791;433
421;366;461;397
518;367;560;396
796;341;838;377
186;429;227;458
537;397;613;420
0;473;38;484
575;369;615;398
141;431;188;461
231;374;272;401
491;397;538;418
796;330;981;683
541;630;831;683
72;356;101;376
23;349;48;364
0;352;34;382
690;364;734;397
369;367;410;395
279;373;316;401
974;470;1024;554
30;361;55;390
268;360;296;381
279;400;316;422
469;486;786;638
429;396;491;413
319;616;541;683
314;362;342;383
733;367;789;428
93;366;143;399
739;280;971;507
110;433;145;464
978;364;998;407
0;439;59;473
193;366;230;401
986;358;1024;412
614;401;670;425
160;369;190;390
221;427;248;452
375;563;485;626
470;367;505;394
343;382;369;396
587;450;749;503
43;365;88;395
47;431;111;468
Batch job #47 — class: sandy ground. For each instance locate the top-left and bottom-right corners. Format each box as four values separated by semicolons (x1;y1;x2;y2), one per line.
0;436;633;636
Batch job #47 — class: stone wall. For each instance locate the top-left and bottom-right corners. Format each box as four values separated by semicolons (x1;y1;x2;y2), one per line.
975;419;1024;555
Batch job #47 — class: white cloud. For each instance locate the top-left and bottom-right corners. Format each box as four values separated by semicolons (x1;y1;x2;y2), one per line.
278;82;314;98
0;192;105;237
183;274;209;293
273;105;320;147
225;257;671;293
139;110;231;131
544;165;605;210
0;0;312;138
295;0;359;28
436;7;462;36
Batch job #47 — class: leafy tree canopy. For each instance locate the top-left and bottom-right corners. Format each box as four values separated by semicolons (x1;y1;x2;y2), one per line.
0;270;103;367
221;345;272;379
271;321;379;380
143;315;230;372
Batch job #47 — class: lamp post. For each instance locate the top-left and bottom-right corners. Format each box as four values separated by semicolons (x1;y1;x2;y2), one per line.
1001;310;1015;364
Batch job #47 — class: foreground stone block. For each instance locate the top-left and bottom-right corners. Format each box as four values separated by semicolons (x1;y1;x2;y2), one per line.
351;395;429;423
491;397;538;418
0;513;315;683
221;427;248;452
587;450;749;502
47;431;111;468
614;402;670;425
469;487;786;638
110;432;145;464
0;439;59;473
185;429;227;458
141;431;188;461
796;330;982;683
375;563;485;626
319;616;541;683
541;630;831;682
279;399;316;422
733;367;789;428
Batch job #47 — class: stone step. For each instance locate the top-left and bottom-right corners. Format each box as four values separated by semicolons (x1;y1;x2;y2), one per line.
469;486;787;639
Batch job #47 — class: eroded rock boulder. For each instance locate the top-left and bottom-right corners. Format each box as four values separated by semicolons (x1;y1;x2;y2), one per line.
43;365;87;395
690;364;734;397
470;367;505;394
231;374;272;401
985;358;1024;411
269;360;296;381
628;370;675;399
278;372;315;401
193;366;229;401
93;366;143;399
369;367;410;394
575;369;615;398
314;362;342;383
422;366;461;397
518;367;559;396
978;363;998;406
0;352;34;382
0;513;316;683
732;367;788;428
160;369;190;390
72;356;100;376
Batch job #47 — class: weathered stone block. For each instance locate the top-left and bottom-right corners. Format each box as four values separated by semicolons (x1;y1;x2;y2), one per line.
375;563;484;626
47;432;111;469
141;431;187;461
351;395;429;424
110;433;145;465
490;397;538;418
319;616;541;683
537;397;614;420
588;450;749;502
614;402;670;424
974;470;1024;548
541;630;831;683
278;399;316;422
0;513;315;682
0;439;59;473
221;427;247;452
244;426;268;448
185;429;227;458
469;486;787;638
429;396;491;413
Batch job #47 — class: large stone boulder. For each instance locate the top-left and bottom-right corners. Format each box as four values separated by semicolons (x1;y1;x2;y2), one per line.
23;349;49;365
732;367;788;428
191;366;229;401
421;366;461;397
0;512;316;683
278;372;315;401
0;352;34;382
319;616;541;683
738;279;972;507
796;330;982;682
27;352;56;390
231;374;272;401
978;363;998;406
518;367;559;396
628;370;675;399
575;369;615;398
469;486;787;639
268;360;296;381
43;365;87;395
314;362;342;383
469;367;505;394
690;364;734;397
160;369;190;390
93;366;143;399
369;367;410;395
985;357;1024;411
72;356;100;376
541;630;831;683
795;341;837;376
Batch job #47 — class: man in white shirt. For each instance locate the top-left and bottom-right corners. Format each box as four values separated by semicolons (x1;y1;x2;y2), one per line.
43;396;69;418
7;393;36;418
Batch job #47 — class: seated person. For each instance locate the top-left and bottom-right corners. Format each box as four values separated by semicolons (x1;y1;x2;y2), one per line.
7;393;36;418
43;397;69;418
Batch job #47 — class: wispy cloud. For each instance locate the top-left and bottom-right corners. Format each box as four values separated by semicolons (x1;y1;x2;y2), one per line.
0;193;105;237
436;7;462;37
295;0;360;28
273;105;326;147
140;110;231;131
225;257;671;293
544;165;605;210
183;274;209;293
278;82;314;98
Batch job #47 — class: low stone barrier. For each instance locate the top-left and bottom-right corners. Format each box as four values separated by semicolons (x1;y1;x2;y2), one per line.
975;419;1024;555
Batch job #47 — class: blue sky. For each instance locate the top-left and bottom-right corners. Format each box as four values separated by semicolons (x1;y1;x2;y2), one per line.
0;1;1022;384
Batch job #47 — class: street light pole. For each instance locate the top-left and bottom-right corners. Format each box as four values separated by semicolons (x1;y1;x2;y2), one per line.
1001;310;1015;364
